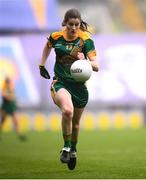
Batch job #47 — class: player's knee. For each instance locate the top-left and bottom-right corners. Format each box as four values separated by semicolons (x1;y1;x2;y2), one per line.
62;107;73;120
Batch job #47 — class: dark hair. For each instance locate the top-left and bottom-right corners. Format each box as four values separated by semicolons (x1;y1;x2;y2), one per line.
62;8;89;32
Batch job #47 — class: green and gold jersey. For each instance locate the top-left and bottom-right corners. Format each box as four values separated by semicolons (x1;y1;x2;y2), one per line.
47;29;96;81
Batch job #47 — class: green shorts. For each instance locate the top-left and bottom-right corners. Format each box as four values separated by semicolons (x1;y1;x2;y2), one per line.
51;79;89;108
1;100;17;115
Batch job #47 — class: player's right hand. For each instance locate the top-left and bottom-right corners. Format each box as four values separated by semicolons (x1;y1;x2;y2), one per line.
77;52;85;60
39;65;50;79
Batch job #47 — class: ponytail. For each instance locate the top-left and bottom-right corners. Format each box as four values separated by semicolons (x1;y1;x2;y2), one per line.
80;20;89;32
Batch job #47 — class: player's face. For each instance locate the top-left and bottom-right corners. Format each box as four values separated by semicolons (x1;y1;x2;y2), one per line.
66;18;80;38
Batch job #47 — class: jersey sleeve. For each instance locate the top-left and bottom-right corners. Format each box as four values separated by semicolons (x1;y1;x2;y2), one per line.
47;31;63;48
83;39;96;57
47;34;55;48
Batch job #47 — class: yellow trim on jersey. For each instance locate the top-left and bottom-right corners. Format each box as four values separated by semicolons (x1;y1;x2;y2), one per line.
63;29;91;41
48;29;91;42
77;29;91;41
51;31;64;40
2;83;14;95
87;50;97;58
47;31;64;47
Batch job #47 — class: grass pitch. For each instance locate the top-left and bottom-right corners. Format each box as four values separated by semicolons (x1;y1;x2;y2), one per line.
0;129;146;179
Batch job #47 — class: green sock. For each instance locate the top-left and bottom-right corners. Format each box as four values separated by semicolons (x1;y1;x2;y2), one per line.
71;141;77;151
63;134;71;148
64;140;71;148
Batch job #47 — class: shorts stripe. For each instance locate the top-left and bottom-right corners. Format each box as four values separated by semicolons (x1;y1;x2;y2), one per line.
50;80;58;99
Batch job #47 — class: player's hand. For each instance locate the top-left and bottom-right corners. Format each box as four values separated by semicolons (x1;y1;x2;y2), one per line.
77;52;85;60
39;65;50;79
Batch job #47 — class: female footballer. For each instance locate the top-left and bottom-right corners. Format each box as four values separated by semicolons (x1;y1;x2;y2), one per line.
39;8;99;170
0;77;26;141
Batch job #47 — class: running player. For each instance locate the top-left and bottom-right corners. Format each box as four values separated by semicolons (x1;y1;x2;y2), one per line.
0;77;26;141
39;8;99;170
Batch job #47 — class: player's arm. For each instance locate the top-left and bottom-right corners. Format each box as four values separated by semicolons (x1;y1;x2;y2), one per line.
87;54;99;72
40;42;52;66
82;37;99;72
39;42;52;79
77;51;99;72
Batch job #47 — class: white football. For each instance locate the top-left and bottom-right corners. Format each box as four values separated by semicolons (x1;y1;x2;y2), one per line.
70;60;92;82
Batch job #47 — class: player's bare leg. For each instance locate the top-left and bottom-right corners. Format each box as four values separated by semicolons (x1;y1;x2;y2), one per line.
0;111;7;134
68;107;84;170
12;112;19;133
53;88;73;163
12;112;26;141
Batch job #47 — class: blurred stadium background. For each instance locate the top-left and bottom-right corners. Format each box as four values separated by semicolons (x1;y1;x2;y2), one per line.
0;0;146;132
0;0;146;178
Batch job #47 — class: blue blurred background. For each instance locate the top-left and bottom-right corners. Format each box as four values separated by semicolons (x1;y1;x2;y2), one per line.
0;0;146;131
